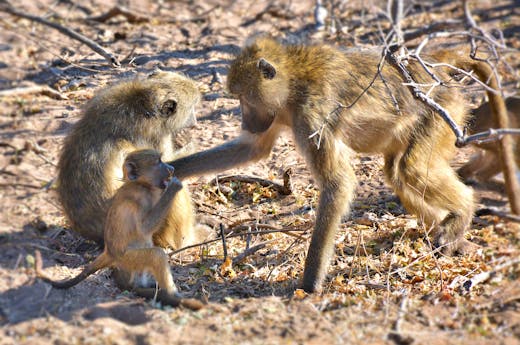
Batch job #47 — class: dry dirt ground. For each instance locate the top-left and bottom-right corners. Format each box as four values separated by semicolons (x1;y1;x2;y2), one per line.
0;1;519;344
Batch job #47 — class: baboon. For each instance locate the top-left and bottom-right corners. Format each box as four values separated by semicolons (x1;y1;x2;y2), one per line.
37;150;203;308
170;37;507;292
458;98;520;182
57;71;200;250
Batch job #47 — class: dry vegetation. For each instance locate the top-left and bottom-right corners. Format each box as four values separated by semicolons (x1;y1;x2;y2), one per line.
0;0;519;344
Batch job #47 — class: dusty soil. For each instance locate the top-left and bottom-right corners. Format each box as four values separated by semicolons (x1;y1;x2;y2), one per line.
0;1;519;344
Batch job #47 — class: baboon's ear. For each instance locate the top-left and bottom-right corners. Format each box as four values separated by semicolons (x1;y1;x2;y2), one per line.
257;58;276;80
160;99;178;117
124;161;138;181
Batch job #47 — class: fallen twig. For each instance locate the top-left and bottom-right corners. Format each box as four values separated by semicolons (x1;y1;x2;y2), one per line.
232;242;268;264
0;85;68;100
57;0;93;15
86;5;149;24
230;223;303;238
0;0;120;67
475;208;520;222
2;242;81;257
169;225;312;256
211;173;292;196
460;258;520;294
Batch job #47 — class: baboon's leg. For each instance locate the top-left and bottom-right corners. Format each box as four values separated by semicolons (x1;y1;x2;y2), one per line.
385;140;475;255
118;247;177;295
295;128;357;292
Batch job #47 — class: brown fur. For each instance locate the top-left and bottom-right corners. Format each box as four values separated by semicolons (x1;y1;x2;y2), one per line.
458;98;520;181
38;150;183;302
170;38;507;292
57;71;200;250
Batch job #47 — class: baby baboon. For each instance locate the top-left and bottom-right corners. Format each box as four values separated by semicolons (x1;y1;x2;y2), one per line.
170;37;507;292
458;98;520;182
57;71;200;250
37;150;197;307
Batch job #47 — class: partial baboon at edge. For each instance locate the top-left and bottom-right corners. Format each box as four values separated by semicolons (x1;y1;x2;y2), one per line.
57;71;201;250
38;150;203;309
170;37;509;292
458;98;520;182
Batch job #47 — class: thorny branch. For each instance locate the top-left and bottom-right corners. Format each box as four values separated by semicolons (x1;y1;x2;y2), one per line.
384;0;520;214
384;46;465;144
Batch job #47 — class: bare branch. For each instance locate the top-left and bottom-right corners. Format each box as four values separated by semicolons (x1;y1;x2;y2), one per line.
462;0;507;50
384;47;465;142
388;0;404;46
0;1;120;67
463;128;520;146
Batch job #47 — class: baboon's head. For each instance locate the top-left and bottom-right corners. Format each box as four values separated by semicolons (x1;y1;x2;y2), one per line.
88;71;201;140
227;37;290;134
123;149;174;189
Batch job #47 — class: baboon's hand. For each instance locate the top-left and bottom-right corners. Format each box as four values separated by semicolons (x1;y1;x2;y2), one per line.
166;177;183;192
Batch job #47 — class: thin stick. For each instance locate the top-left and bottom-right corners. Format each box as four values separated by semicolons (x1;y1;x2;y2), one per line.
87;5;149;24
464;128;520;145
1;1;120;67
233;242;268;264
220;223;228;261
169;226;311;256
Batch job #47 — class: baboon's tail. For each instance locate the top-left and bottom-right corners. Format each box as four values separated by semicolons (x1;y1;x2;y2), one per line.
431;49;519;213
35;250;111;289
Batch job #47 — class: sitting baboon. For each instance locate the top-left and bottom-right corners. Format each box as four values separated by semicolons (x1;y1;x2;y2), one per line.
57;71;201;250
37;149;203;309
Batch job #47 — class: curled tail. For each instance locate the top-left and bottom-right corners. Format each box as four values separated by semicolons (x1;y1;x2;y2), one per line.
35;250;112;289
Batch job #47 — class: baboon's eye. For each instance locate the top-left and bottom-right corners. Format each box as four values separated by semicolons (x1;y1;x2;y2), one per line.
161;99;177;117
